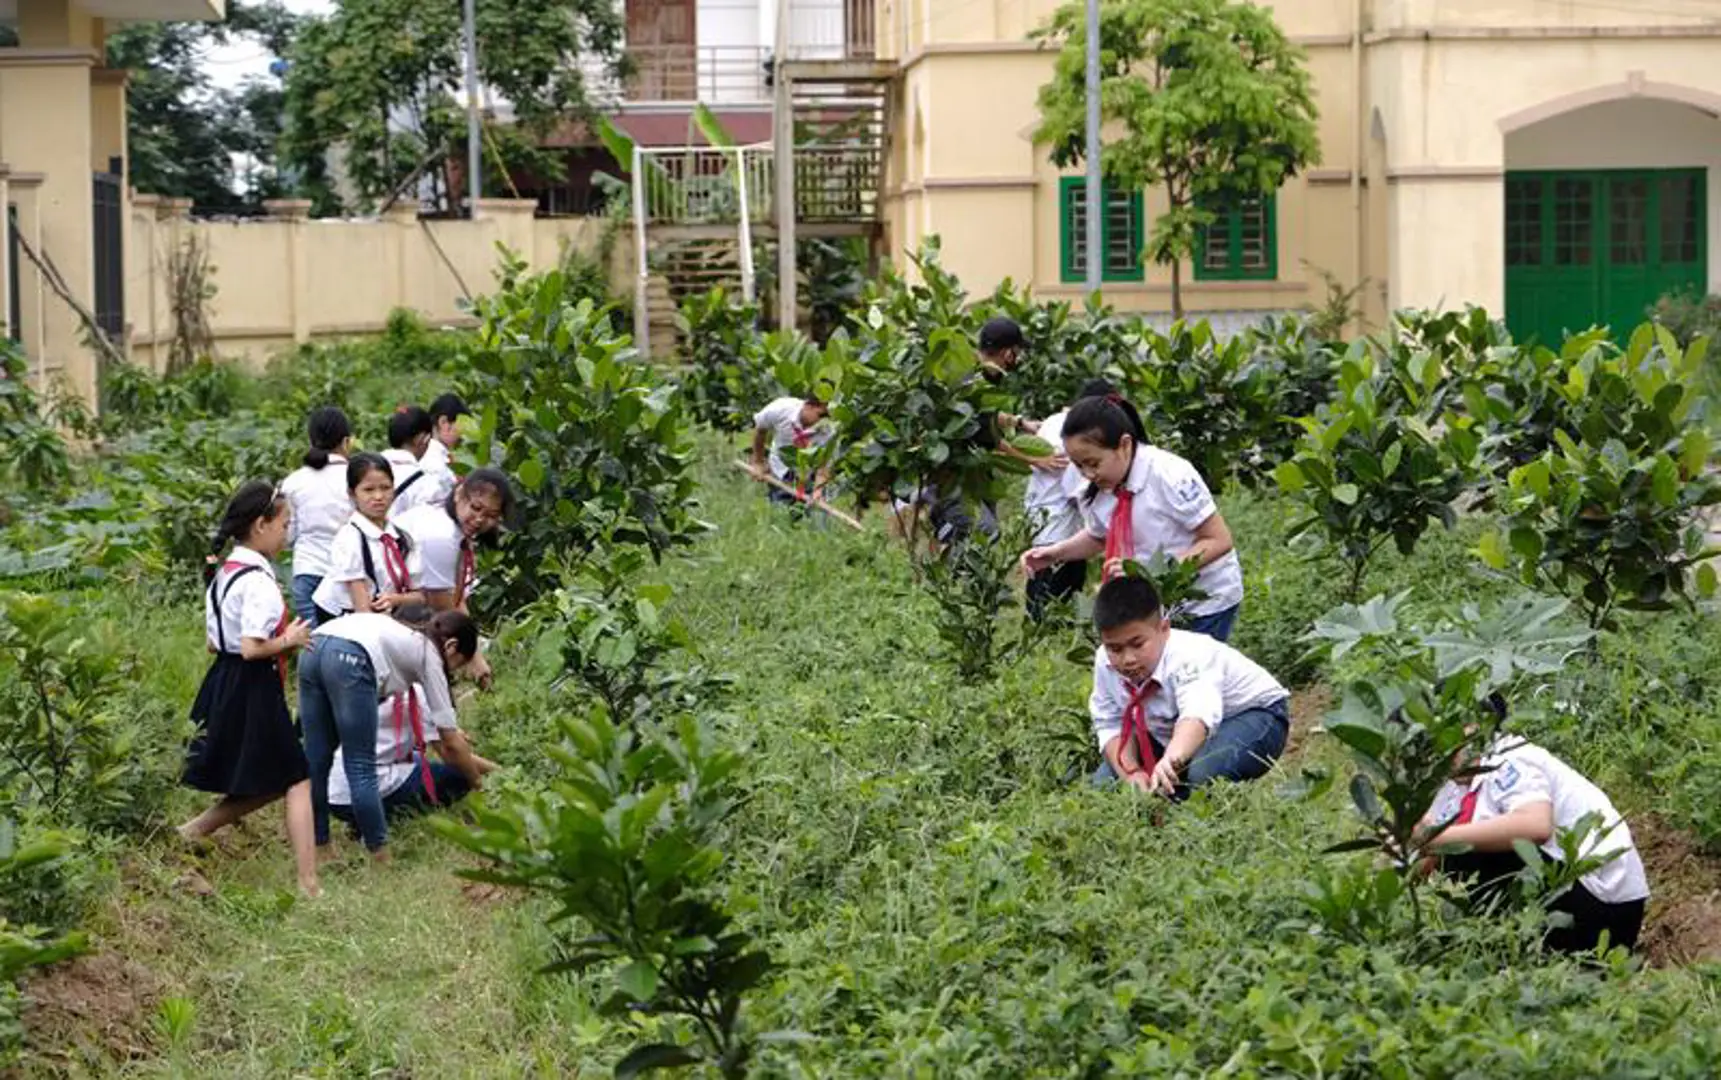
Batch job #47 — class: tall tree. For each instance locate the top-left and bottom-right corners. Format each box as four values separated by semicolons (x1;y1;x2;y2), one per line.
1033;0;1320;317
106;0;303;211
280;0;626;216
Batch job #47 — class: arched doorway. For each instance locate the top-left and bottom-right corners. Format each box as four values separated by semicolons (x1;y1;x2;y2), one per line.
1503;93;1721;344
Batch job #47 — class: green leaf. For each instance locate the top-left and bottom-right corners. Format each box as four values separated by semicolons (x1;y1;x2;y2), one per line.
518;456;546;494
1273;461;1306;494
615;1042;701;1078
1477;530;1508;571
1381;441;1403;479
1331;483;1359;506
1651;455;1679;508
615;960;659;1003
1008;434;1056;458
1698;562;1718;599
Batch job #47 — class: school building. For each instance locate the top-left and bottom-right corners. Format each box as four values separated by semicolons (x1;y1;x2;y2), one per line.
871;0;1721;341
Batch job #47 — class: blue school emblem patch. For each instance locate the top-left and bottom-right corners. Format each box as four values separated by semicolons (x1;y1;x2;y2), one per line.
1490;761;1521;795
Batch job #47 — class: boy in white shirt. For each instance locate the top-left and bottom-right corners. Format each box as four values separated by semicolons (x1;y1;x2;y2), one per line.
750;395;833;506
1088;576;1289;798
384;405;444;515
1423;696;1650;954
1018;379;1116;620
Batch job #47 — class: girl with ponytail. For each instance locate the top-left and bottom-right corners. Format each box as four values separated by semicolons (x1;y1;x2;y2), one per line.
1018;392;1246;641
280;406;355;624
180;481;320;897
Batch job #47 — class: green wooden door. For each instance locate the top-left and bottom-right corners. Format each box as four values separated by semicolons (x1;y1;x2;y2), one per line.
1504;168;1706;345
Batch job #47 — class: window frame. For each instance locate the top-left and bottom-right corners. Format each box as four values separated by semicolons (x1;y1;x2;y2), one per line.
1193;191;1279;282
1058;176;1146;284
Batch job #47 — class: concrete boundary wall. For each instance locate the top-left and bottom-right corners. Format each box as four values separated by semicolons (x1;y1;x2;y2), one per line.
125;197;618;372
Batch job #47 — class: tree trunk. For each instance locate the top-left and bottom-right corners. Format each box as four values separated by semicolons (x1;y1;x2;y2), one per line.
1170;257;1184;321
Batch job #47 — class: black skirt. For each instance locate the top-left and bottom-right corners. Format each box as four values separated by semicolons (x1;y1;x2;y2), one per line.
183;653;310;797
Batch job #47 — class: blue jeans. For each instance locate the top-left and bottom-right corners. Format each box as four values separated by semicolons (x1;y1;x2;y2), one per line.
332;758;471;826
298;637;386;850
1177;603;1240;643
291;574;325;625
1091;697;1290;800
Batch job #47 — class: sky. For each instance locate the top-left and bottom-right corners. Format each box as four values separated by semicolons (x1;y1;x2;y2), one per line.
203;0;330;90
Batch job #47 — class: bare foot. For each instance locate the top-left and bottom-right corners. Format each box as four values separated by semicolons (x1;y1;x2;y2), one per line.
369;848;392;866
299;876;323;900
315;843;341;866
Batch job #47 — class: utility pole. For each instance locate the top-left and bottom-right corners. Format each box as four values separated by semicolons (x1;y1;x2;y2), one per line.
774;0;797;332
1084;0;1102;293
463;0;482;217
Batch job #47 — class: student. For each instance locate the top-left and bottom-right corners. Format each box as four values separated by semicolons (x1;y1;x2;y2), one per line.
422;393;471;491
921;316;1030;549
383;405;443;516
392;468;514;613
1088;576;1288;797
281;406;355;624
312;453;424;619
299;606;487;860
750;395;832;505
178;481;319;897
1021;379;1113;620
1423;698;1650;955
1019;394;1244;641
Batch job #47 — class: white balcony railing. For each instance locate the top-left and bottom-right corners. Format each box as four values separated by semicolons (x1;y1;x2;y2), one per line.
784;0;875;61
587;45;772;107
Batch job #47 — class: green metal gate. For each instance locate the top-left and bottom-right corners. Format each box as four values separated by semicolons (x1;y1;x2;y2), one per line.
1504;168;1706;346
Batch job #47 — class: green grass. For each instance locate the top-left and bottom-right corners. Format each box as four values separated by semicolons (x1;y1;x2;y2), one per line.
29;447;1721;1077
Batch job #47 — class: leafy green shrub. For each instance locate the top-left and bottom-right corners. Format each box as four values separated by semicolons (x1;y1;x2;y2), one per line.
919;521;1031;680
1481;326;1721;628
0;341;70;495
442;709;779;1078
460;259;705;612
676;289;774;433
0;819;88;1068
1651;286;1721;349
986;285;1129;419
1274;346;1486;599
800;237;868;345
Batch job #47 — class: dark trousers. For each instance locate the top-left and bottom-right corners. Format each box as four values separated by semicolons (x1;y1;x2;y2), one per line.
1026;560;1088;621
332;758;471;828
1441;849;1645;954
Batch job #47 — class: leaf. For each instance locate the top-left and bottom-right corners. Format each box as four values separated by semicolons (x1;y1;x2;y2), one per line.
518;456;546;494
1477;530;1508;571
1007;434;1056;458
1273;460;1306;494
1330;483;1359;506
615;1042;701;1078
1698;562;1717;599
616;960;659;1003
1349;774;1384;824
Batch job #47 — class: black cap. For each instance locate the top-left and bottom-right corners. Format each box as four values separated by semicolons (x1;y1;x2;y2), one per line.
978;316;1025;353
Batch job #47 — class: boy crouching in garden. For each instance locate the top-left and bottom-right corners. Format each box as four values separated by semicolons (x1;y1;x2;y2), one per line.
1089;577;1290;798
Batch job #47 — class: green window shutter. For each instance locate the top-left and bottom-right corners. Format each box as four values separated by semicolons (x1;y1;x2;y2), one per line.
1059;177;1144;284
1195;191;1278;281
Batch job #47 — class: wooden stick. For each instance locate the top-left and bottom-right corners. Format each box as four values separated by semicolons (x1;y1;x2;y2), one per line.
732;461;865;531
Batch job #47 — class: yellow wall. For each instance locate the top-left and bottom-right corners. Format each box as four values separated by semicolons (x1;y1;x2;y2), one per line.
880;0;1721;326
126;201;612;371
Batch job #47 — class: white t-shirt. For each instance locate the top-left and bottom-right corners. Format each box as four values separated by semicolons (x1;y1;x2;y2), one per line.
1429;738;1650;905
753;397;833;481
1023;410;1085;547
1083;445;1244;616
281;458;353;578
205;545;285;652
1088;629;1286;751
311;613;459;731
328;685;448;804
311;514;415;616
384;448;444;517
393;502;466;594
417;440;459;503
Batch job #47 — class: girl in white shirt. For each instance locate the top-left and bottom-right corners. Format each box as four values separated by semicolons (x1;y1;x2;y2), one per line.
383;405;444;517
178;481;319;897
1423;697;1650;955
312;453;424;618
393;468;515;613
299;607;486;859
1019;394;1244;641
280;406;354;624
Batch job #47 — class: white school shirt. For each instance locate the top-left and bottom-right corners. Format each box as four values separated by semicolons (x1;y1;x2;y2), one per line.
281;457;353;579
392;502;466;594
1082;445;1244;616
383;448;443;517
205;545;286;652
328;683;448;805
418;439;459;499
753;397;833;481
1088;629;1287;751
1429;738;1650;905
311;514;414;616
1023;410;1085;547
312;613;459;731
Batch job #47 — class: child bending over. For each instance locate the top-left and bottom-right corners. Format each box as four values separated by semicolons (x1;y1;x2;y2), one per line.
1089;576;1289;798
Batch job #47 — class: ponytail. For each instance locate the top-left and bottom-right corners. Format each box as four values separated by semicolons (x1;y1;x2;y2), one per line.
304;406;352;470
207;480;284;584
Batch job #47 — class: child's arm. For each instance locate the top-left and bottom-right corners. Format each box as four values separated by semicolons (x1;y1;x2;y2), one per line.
1177;512;1236;570
750;426;770;473
1021;531;1105;575
1149;719;1211;796
240;620;311;661
372;589;427;612
1433;801;1555;853
347;579;377;612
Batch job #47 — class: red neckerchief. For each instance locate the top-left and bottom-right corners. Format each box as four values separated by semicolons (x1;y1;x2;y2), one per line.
1119;676;1161;777
791;425;814;449
1454;787;1482;825
220;559;290;686
1103;487;1135;582
389;688;438;806
379;532;411;593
